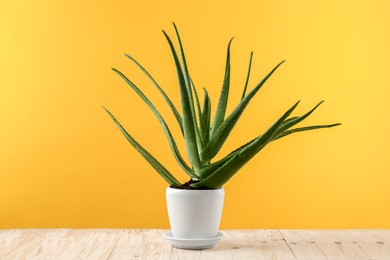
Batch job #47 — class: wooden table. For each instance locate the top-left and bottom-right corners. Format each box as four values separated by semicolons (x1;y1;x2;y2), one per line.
0;229;389;259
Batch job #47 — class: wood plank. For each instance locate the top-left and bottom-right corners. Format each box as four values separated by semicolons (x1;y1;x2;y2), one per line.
0;229;27;258
27;229;73;259
253;229;297;259
1;229;390;259
221;229;260;259
346;230;390;259
142;229;171;260
54;229;119;259
280;229;327;259
220;229;296;259
0;229;41;259
108;229;160;259
1;229;71;259
304;230;369;259
169;246;201;260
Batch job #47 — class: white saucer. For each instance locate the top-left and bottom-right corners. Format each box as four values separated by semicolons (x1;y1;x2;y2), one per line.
164;231;223;250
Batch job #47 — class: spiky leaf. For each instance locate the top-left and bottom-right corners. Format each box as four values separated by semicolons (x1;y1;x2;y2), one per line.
103;107;181;187
123;53;184;135
200;60;286;164
190;78;204;151
192;101;300;188
162;30;202;171
210;37;234;136
112;68;197;178
273;123;341;141
241;51;254;100
201;88;212;149
274;100;324;137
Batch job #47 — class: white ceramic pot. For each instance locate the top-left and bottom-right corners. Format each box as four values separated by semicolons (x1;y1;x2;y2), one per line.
166;187;225;239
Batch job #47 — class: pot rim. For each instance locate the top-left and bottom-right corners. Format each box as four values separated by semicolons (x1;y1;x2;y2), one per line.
167;186;224;192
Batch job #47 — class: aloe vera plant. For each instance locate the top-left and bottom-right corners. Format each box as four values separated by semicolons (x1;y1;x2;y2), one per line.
104;24;340;189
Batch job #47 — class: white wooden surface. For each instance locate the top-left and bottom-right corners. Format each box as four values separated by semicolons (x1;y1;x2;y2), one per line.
0;229;389;259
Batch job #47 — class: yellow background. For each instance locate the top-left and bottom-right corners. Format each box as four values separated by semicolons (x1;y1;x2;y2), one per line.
1;0;389;228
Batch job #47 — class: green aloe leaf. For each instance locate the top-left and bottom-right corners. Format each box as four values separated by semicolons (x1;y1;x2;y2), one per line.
191;78;202;130
172;24;202;154
201;88;212;149
273;123;341;141
200;60;286;164
172;23;191;90
200;105;339;178
162;30;202;171
274;101;324;137
280;116;300;126
190;78;204;151
210;37;234;137
172;23;197;120
198;129;259;178
123;53;184;135
103;107;181;187
192;101;300;188
198;111;298;178
201;117;296;178
112;68;197;179
199;122;286;178
241;51;254;100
